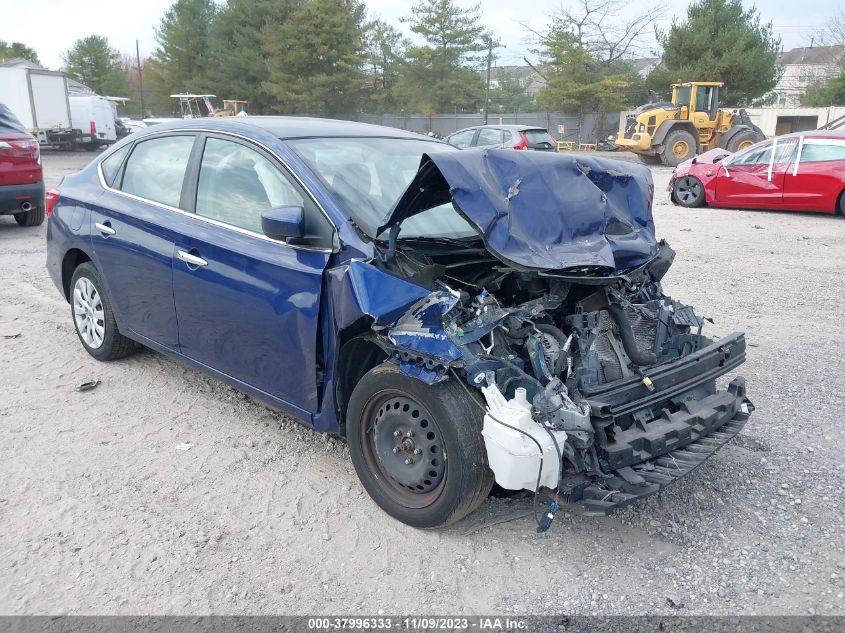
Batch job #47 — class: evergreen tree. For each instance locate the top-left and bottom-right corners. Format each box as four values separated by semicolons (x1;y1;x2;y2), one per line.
646;0;780;106
396;0;487;114
0;41;40;65
262;0;367;114
363;19;408;113
207;0;304;113
62;36;129;96
150;0;217;97
804;70;845;106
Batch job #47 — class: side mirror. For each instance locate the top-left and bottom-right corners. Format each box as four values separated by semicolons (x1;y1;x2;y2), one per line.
261;206;304;241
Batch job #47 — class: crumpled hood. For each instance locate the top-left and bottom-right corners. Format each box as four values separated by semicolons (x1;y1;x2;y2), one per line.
379;148;658;273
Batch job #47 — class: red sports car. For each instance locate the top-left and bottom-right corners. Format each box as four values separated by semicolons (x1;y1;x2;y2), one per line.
669;130;845;216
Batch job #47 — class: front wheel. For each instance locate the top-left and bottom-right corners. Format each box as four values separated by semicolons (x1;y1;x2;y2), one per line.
660;129;697;167
672;175;706;207
347;363;494;528
70;262;136;361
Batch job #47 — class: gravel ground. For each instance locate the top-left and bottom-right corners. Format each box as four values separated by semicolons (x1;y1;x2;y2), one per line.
0;150;843;616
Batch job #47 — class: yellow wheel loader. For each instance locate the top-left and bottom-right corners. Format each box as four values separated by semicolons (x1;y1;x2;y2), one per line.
616;82;765;166
213;100;249;117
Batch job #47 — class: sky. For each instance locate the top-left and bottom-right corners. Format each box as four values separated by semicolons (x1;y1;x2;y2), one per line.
0;0;839;71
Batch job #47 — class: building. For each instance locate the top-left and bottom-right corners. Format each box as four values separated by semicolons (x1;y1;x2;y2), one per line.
769;45;844;107
486;65;546;96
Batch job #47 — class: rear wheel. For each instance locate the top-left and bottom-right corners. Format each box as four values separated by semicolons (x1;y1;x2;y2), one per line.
660;129;697;167
13;205;45;226
673;175;706;207
726;128;763;153
347;363;494;528
70;262;136;361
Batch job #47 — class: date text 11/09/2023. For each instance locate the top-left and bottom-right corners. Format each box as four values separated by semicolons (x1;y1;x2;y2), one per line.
307;617;528;630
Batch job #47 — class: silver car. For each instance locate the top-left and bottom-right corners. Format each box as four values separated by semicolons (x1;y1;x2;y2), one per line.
445;124;557;151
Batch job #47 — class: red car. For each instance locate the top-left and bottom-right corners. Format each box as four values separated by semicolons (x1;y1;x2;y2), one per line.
669;130;845;216
0;103;44;226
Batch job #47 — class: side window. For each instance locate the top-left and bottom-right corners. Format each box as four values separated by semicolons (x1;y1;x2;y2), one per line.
195;137;305;234
121;135;195;208
100;144;131;187
447;129;475;149
800;140;845;163
476;128;503;146
729;142;771;167
772;138;798;165
502;130;512;143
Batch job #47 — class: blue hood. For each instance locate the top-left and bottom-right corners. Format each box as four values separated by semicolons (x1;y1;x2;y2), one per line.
379;149;658;273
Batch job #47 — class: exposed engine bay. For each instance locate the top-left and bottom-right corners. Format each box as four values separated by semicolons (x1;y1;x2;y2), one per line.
351;148;753;525
370;237;753;518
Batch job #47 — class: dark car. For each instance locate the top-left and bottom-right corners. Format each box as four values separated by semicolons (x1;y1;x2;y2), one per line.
0;103;45;226
445;124;557;151
46;117;753;529
669;131;845;215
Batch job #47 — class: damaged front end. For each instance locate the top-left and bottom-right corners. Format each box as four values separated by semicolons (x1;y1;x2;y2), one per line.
360;149;754;516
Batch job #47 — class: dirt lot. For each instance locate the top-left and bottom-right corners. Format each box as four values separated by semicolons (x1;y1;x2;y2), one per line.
1;150;843;616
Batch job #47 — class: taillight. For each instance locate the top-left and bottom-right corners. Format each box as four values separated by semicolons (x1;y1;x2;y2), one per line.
45;189;60;218
90;120;97;135
513;132;529;150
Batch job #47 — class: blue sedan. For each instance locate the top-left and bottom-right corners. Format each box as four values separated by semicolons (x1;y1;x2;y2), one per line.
47;117;753;529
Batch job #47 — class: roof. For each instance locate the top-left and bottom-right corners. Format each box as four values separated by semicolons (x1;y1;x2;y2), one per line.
138;116;436;141
0;57;42;69
778;45;845;66
628;57;659;73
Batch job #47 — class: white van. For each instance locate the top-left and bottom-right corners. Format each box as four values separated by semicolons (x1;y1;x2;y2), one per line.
69;95;116;149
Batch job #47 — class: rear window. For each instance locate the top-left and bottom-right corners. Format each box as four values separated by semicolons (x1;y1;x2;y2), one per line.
0;104;26;134
100;144;131;187
523;129;555;146
120;135;195;208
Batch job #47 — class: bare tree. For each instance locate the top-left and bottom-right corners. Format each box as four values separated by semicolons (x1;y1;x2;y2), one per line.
813;10;845;65
525;0;665;68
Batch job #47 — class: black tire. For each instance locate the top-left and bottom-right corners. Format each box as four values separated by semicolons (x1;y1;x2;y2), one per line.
838;190;845;217
638;154;663;165
726;128;763;153
69;262;136;361
672;175;706;208
660;129;697;167
347;363;494;528
13;205;45;227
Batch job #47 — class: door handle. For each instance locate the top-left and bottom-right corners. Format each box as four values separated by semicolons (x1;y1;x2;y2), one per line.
95;222;115;236
176;250;208;267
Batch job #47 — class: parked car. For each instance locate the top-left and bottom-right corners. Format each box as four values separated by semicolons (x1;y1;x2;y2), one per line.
46;117;753;529
445;124;557;151
0;103;45;226
669;130;845;215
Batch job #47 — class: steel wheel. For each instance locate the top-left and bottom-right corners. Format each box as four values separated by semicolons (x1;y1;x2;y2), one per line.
359;392;447;509
736;139;754;151
672;139;690;160
673;176;705;207
73;277;105;349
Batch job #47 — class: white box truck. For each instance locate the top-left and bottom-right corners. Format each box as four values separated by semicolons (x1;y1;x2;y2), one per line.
69;95;117;149
0;67;78;148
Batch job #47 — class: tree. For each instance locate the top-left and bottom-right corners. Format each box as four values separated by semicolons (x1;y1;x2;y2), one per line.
395;0;488;114
487;69;536;113
207;0;303;113
647;0;781;106
0;41;40;65
62;36;129;96
150;0;217;97
262;0;368;114
363;19;409;113
804;71;845;106
802;9;845;106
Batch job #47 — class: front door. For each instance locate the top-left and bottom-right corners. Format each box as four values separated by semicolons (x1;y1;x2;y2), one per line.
171;135;333;414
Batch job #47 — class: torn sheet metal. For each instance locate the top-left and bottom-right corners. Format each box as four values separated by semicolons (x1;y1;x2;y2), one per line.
379;149;658;273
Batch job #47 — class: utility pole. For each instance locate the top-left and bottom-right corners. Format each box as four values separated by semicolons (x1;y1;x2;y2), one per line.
136;40;145;118
483;35;493;125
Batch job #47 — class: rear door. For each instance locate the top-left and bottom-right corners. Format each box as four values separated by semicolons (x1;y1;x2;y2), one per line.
782;137;845;212
171;134;333;414
91;134;195;349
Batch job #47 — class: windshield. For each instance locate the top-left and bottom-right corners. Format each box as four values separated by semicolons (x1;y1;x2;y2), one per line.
287;137;476;239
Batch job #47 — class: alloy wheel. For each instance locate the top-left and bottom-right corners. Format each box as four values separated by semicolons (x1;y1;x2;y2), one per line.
675;177;702;205
73;277;106;349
